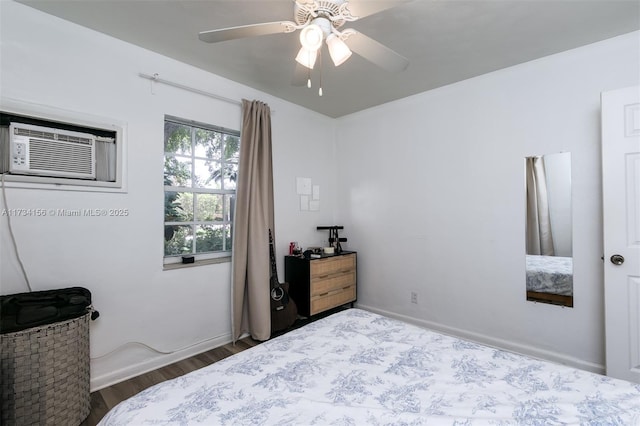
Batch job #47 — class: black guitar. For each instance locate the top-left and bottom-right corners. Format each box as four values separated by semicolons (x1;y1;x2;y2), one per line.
269;229;297;333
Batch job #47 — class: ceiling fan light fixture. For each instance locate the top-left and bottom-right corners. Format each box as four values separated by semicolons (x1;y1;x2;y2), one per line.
295;46;318;69
299;24;323;51
326;33;352;66
198;1;411;100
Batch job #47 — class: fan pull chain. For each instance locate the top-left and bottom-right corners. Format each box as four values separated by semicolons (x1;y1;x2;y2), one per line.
318;49;323;96
307;49;312;88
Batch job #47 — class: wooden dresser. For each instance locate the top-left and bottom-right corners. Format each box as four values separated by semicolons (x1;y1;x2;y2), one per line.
285;251;357;317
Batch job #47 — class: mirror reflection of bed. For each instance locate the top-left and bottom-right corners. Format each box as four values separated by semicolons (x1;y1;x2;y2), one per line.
525;152;573;307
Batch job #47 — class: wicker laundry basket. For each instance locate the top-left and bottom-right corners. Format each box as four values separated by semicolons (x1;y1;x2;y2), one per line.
1;313;91;426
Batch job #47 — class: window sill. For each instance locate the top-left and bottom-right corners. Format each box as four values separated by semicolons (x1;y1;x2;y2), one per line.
163;256;231;271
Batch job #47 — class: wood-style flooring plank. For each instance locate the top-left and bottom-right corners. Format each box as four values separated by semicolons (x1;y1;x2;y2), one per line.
156;361;190;381
80;392;109;426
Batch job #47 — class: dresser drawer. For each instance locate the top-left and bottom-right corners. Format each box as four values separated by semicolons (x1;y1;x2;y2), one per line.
311;285;356;316
311;271;356;296
310;253;356;279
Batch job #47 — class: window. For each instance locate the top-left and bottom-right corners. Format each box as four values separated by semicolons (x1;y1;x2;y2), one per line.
163;116;240;264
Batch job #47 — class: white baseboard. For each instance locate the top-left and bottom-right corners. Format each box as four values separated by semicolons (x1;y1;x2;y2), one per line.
90;333;233;392
91;307;605;392
357;304;605;375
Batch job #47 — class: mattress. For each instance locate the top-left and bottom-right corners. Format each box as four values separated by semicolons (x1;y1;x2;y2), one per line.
526;255;573;295
98;309;640;425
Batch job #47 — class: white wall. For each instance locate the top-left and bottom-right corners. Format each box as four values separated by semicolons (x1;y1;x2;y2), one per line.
0;1;336;390
335;31;639;372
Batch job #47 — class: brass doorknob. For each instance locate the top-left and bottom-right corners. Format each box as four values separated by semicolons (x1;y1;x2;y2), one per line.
610;254;625;265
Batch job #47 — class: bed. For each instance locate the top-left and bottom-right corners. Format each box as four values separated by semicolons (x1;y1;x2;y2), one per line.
526;255;573;295
526;255;573;306
98;309;640;425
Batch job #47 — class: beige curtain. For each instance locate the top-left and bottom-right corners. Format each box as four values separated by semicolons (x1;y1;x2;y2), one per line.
526;156;555;255
231;100;274;342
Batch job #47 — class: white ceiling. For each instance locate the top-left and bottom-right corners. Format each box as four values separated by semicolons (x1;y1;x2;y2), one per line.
17;0;640;118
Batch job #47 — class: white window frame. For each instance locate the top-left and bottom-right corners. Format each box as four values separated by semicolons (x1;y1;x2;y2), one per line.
163;115;239;266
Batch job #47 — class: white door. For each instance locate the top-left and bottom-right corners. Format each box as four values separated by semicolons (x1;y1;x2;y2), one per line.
602;85;640;383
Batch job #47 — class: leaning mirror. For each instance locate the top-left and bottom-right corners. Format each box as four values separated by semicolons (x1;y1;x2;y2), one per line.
525;152;573;307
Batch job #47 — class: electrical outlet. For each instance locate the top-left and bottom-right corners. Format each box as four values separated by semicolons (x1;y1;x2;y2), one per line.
411;292;418;304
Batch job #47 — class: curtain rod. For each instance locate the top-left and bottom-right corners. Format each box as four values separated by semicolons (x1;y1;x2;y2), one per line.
139;72;242;107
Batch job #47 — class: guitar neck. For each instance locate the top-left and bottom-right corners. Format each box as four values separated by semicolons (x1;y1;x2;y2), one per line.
268;231;279;283
270;254;278;281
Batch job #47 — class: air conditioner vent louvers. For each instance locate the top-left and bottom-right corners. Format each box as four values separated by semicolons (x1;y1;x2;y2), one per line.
28;139;94;174
14;127;93;145
15;128;55;140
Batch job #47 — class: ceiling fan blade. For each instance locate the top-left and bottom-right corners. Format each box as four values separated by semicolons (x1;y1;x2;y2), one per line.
292;63;310;86
344;31;409;73
346;0;411;19
199;21;295;43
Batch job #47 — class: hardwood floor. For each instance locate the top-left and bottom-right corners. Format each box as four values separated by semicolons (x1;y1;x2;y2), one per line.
81;336;261;425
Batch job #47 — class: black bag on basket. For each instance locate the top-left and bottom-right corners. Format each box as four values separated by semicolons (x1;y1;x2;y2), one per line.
0;287;99;334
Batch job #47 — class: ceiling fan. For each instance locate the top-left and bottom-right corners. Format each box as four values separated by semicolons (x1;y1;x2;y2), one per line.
198;0;410;91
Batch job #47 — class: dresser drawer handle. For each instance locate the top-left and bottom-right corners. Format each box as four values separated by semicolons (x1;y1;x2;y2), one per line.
315;270;352;279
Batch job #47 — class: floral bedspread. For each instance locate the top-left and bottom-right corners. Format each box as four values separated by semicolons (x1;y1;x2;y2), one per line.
99;309;640;425
526;255;573;295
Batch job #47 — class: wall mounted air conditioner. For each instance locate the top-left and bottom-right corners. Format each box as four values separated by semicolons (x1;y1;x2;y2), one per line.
8;122;96;179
